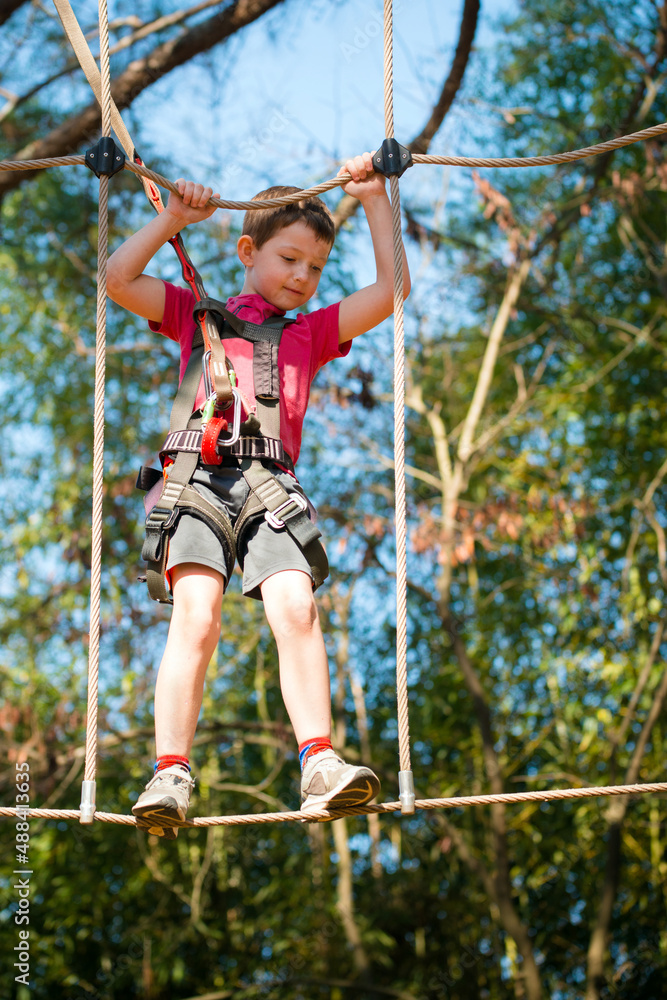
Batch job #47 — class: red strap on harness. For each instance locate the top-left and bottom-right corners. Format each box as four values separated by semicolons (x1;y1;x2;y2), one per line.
201;416;229;465
133;151;232;404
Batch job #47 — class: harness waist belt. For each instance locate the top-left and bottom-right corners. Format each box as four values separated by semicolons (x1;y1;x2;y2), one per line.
159;430;292;468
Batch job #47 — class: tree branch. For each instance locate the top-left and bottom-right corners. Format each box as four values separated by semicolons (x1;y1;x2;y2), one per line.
469;338;556;461
0;0;288;199
332;817;372;978
0;1;225;125
457;258;532;463
607;622;665;770
537;4;667;257
0;0;27;28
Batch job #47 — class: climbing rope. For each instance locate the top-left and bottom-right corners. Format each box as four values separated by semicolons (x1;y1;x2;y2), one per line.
3;781;667;827
383;0;413;813
0;113;667;203
79;0;114;825
2;0;667;832
3;119;667;204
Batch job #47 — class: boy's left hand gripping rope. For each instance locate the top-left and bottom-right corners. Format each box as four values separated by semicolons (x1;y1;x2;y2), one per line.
84;136;126;179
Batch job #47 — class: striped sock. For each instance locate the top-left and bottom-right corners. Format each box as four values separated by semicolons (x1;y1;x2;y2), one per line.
155;755;191;774
298;738;333;772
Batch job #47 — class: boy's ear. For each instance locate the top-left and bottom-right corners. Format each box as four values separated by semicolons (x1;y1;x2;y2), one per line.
237;234;256;266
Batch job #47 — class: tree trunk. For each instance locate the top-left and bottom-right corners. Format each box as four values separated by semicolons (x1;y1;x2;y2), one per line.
332;817;372;978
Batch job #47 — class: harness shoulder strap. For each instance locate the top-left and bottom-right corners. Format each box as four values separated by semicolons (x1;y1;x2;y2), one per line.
169;331;204;433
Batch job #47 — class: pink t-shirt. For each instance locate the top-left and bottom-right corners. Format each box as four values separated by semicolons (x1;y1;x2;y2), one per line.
149;282;350;467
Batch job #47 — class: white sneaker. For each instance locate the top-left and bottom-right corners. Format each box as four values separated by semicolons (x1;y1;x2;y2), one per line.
300;749;380;816
132;766;194;838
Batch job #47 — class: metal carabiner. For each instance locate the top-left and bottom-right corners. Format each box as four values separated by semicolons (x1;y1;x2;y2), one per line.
216;387;243;447
201;352;242;447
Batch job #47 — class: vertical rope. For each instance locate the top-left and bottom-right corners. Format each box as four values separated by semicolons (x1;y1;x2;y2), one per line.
81;0;113;815
383;0;413;797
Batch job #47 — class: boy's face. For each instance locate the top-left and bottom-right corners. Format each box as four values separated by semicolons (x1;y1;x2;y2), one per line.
237;221;331;311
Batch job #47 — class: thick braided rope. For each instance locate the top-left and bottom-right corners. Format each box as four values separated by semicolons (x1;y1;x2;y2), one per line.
3;782;667;827
411;121;667;165
383;0;411;776
383;0;395;139
3;117;667;206
2;115;667;199
391;169;410;775
0;156;351;205
82;0;113;785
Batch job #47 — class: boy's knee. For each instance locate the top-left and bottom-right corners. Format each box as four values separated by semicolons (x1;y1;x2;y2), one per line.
171;580;222;645
173;599;221;645
272;590;318;640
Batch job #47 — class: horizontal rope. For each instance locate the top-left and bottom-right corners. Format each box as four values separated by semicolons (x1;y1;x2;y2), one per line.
413;119;667;167
2;117;666;211
0;155;349;209
0;155;86;171
2;781;666;828
126;160;348;209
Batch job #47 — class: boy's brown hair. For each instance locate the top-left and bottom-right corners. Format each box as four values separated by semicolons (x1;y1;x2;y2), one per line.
242;186;335;250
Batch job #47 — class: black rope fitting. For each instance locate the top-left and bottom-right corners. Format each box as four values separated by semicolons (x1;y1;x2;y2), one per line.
372;138;413;178
84;136;125;179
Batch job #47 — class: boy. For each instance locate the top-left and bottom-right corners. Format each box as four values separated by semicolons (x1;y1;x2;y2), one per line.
107;152;410;836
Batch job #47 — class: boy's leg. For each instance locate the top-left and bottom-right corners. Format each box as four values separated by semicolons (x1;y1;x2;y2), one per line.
260;569;331;744
133;563;224;835
260;570;380;814
155;563;225;756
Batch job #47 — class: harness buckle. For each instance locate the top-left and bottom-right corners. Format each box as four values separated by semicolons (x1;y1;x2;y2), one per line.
146;505;179;531
202;350;237;400
264;492;308;530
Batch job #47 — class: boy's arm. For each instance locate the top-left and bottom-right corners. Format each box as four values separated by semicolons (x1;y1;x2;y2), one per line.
106;180;218;325
337;153;411;345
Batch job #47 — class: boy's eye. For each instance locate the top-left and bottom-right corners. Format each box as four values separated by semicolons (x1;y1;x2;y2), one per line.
281;256;295;262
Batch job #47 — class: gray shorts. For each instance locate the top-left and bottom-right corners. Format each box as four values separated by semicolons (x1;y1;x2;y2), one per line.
165;462;322;601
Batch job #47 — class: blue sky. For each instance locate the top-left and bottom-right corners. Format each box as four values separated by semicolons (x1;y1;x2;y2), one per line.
128;0;516;194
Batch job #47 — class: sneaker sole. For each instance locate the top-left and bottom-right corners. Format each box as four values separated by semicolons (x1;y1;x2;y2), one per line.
145;823;179;840
301;771;381;819
132;796;187;835
134;813;182;839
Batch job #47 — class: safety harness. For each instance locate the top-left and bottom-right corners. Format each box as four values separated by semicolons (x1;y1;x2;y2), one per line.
138;257;328;604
